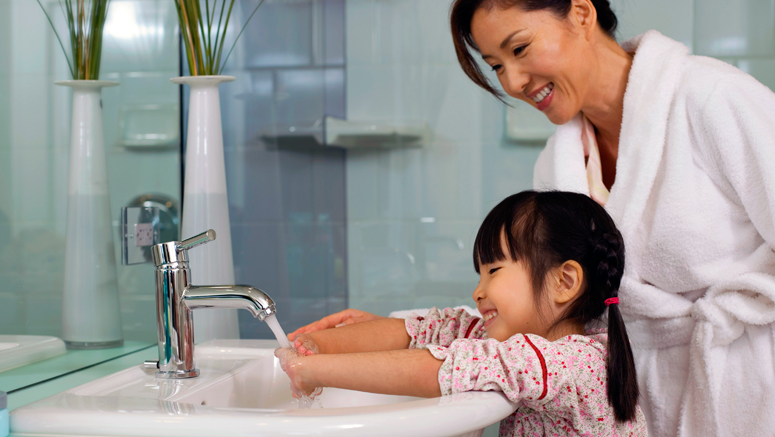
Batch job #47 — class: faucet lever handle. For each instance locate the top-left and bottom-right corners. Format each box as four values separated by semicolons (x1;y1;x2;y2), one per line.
177;229;216;252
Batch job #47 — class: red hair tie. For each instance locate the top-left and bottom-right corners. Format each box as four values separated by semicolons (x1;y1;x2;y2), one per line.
605;297;619;306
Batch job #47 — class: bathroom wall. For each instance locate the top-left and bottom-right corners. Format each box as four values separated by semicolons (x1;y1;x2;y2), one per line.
0;0;16;333
343;0;775;316
212;0;348;338
1;0;771;343
0;0;348;343
610;0;775;87
0;0;181;342
344;0;531;315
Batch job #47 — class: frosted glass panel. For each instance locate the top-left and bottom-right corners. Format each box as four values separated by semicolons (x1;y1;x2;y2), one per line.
244;0;314;67
276;69;325;124
218;0;348;339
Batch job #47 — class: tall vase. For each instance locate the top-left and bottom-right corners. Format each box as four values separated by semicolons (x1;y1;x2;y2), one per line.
172;75;240;342
56;80;123;349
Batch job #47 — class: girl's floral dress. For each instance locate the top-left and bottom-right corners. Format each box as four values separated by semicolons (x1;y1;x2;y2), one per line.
405;307;648;437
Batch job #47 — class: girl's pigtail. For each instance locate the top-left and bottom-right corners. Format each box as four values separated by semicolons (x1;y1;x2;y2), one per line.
607;296;639;422
594;231;639;422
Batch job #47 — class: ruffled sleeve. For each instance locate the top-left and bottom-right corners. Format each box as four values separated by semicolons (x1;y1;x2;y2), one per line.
404;307;484;349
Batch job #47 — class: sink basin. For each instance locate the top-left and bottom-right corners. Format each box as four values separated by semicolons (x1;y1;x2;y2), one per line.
0;335;66;373
11;340;517;436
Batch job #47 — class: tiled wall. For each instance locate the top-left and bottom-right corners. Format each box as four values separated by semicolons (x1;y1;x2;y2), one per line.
214;0;348;338
345;0;540;314
613;0;775;89
343;0;775;317
0;0;181;341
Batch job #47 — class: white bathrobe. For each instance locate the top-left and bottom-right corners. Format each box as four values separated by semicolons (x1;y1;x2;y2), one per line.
534;30;775;437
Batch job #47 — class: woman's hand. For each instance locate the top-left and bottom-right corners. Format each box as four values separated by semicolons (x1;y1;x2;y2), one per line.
289;318;410;355
274;348;322;399
287;309;385;341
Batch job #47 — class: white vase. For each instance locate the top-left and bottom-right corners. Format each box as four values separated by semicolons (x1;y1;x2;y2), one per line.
171;75;240;342
56;80;123;349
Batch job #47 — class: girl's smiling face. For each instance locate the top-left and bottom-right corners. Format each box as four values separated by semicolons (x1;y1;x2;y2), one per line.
473;258;546;342
469;3;595;125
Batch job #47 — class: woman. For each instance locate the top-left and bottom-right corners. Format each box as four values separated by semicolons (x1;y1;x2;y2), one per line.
289;1;775;435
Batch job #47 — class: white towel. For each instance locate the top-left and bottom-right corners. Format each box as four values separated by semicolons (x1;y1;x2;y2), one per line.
535;30;775;437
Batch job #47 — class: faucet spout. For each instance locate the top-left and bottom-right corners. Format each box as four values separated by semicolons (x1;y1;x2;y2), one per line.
184;285;276;321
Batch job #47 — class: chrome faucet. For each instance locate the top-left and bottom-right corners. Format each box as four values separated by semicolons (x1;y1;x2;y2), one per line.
150;229;276;379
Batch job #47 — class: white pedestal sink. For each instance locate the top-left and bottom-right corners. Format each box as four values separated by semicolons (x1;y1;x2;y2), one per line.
11;340;517;437
0;335;66;373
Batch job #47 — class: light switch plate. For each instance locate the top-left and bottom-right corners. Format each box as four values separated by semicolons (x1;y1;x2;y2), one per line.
121;207;161;265
135;223;154;246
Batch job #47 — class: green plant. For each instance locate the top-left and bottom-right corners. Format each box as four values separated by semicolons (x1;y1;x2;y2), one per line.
36;0;111;80
174;0;266;76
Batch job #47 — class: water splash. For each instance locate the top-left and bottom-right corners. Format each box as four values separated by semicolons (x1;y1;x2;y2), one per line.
269;316;324;409
265;313;292;349
295;387;323;409
275;346;325;409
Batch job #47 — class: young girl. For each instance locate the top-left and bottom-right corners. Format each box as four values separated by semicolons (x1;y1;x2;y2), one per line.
275;190;647;436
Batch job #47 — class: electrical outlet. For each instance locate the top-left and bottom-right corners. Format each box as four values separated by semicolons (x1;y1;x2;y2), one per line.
121;207;161;265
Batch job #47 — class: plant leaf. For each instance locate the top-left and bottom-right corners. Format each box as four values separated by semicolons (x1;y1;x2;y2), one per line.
176;0;264;76
219;0;266;74
213;0;235;75
36;0;75;78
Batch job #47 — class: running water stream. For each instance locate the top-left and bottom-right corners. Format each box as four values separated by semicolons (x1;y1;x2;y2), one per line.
264;313;292;349
265;313;322;408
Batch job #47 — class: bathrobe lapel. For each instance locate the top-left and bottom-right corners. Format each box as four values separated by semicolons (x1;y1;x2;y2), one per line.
534;113;588;194
605;31;689;256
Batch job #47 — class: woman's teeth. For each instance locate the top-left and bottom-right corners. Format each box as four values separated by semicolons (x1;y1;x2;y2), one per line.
532;83;554;103
483;311;498;321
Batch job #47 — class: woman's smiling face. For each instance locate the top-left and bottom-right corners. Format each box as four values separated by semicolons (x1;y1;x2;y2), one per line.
470;3;594;125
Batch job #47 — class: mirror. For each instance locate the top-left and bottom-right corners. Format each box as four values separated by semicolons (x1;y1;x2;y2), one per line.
0;0;179;393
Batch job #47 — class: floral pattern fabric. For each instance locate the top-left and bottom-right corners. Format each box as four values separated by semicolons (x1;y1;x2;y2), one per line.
405;307;648;437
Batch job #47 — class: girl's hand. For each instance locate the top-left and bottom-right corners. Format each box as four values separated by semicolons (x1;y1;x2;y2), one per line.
293;334;320;356
274;348;322;399
287;309;385;341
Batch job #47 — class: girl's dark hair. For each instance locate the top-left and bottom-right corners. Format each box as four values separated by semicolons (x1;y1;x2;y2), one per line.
450;0;619;99
473;190;638;422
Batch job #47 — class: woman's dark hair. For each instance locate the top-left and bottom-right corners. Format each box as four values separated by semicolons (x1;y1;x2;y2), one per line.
473;190;638;422
450;0;618;100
